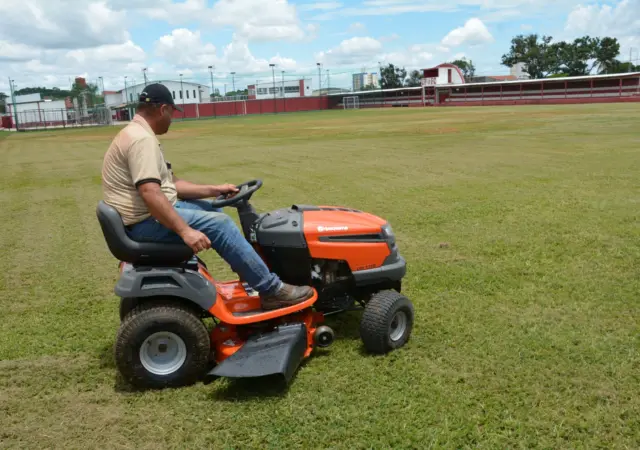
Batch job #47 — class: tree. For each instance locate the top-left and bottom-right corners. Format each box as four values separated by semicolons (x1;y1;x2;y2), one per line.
380;63;407;88
555;36;620;76
604;60;639;74
594;37;621;74
0;92;6;114
450;58;476;81
406;70;423;87
502;33;622;78
501;34;559;79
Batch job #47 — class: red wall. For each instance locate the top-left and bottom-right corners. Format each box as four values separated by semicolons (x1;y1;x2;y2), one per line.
172;96;329;120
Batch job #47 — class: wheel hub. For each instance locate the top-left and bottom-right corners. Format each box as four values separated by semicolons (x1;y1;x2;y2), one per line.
389;311;407;342
139;331;187;376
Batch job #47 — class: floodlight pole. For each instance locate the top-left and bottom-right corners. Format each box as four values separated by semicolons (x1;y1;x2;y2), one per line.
208;65;216;118
8;77;18;130
270;63;276;113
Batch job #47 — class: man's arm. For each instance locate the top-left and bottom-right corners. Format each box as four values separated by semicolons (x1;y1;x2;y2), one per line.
173;174;238;200
137;181;211;253
126;137;210;253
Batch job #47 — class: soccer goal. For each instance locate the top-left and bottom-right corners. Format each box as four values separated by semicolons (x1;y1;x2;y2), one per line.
343;96;360;109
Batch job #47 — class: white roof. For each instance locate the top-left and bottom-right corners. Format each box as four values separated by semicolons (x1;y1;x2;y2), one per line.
120;80;207;92
455;71;640;88
328;71;640;96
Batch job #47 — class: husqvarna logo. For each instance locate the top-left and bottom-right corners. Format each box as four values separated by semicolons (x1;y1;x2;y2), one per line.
317;225;349;232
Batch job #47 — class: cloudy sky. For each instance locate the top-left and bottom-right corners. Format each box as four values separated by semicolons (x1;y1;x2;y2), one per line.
0;0;638;93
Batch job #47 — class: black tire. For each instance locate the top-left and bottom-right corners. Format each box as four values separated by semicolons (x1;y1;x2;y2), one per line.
360;290;414;354
114;302;211;389
119;297;140;322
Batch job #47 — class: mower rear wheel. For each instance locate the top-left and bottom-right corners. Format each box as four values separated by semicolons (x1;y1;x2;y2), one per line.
114;302;210;389
359;290;414;354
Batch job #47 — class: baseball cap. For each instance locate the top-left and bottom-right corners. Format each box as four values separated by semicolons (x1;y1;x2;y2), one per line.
139;83;183;112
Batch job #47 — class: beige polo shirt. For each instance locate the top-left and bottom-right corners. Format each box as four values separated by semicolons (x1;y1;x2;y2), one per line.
102;114;177;226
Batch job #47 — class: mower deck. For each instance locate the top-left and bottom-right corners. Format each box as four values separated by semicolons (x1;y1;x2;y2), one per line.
208;322;308;382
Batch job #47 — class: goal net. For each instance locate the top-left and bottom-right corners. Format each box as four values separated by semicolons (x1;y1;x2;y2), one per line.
343;96;360;109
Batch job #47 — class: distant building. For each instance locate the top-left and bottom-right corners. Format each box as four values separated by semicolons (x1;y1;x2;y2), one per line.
421;63;466;85
5;93;67;126
352;72;379;91
247;79;312;100
510;62;530;80
109;80;211;120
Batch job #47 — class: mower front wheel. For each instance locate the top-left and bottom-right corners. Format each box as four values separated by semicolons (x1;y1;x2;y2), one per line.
114;302;211;389
360;290;414;354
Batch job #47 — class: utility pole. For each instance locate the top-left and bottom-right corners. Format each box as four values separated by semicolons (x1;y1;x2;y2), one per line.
208;65;215;99
317;62;322;95
231;72;236;96
143;68;148;84
8;77;19;130
124;75;129;120
208;65;216;118
270;64;276;113
327;69;330;94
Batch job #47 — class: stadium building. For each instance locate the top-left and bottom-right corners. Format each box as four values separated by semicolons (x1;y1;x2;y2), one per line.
248;79;313;100
106;80;211;120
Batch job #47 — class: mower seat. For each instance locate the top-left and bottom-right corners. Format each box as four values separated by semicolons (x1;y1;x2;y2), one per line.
96;201;194;266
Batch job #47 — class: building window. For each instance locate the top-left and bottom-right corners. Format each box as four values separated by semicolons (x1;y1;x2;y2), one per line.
180;91;183;99
284;86;300;93
186;90;189;99
193;89;196;98
172;91;175;99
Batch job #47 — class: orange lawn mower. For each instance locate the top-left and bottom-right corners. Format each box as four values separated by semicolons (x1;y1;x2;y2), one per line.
97;179;414;389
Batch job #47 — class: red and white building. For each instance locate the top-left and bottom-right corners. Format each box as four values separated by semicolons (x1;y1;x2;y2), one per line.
248;78;313;100
421;63;466;86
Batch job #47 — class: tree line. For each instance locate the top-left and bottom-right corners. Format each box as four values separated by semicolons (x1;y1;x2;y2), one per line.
377;34;637;89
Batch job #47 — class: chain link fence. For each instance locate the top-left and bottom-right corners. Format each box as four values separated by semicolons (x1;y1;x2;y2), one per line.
10;106;113;131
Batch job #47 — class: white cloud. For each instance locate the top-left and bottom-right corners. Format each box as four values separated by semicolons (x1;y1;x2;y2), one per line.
0;0;129;49
441;18;494;47
155;29;217;67
379;43;437;68
315;37;383;66
0;42;42;62
153;30;298;75
565;0;639;36
564;0;640;60
211;0;305;41
111;0;309;42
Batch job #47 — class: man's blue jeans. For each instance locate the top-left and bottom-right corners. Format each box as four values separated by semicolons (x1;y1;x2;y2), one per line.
127;199;282;296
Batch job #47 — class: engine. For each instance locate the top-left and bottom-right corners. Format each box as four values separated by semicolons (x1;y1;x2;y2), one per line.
250;204;397;311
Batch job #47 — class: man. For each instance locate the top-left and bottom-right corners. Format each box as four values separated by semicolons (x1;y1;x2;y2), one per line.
101;83;313;310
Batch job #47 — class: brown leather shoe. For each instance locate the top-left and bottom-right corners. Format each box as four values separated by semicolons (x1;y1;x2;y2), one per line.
261;283;314;310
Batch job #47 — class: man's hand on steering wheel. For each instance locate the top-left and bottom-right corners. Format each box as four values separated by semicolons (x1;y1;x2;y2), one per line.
209;183;239;198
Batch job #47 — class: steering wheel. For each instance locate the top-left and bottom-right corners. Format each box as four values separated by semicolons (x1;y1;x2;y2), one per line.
209;179;263;208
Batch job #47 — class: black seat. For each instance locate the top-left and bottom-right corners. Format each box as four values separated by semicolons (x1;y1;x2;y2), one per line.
96;201;194;266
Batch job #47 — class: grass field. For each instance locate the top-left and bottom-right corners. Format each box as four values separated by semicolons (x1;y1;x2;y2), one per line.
1;104;639;448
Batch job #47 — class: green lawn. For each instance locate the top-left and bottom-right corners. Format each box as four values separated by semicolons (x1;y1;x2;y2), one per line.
1;104;639;448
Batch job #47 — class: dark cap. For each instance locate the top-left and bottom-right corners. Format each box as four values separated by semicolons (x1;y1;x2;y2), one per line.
139;83;182;112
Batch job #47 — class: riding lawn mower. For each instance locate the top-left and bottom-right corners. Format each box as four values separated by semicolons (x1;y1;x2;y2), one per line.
97;179;414;389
